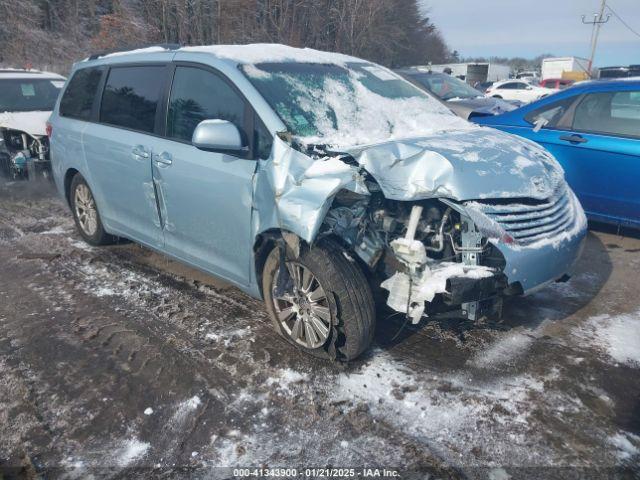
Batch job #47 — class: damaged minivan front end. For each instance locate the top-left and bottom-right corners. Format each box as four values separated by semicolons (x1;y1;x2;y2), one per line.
255;131;586;327
242;56;586;329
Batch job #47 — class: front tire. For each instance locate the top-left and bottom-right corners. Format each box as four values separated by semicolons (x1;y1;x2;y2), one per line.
262;237;376;361
70;173;116;246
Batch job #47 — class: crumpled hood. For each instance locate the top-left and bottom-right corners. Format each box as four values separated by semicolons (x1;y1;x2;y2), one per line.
345;127;565;202
252;128;566;245
0;111;51;136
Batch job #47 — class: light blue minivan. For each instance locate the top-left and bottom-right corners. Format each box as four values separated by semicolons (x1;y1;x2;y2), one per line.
50;44;587;360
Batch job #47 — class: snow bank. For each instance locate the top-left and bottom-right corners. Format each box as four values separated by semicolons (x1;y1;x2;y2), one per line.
574;310;640;367
333;352;554;466
180;395;202;411
116;438;150;467
266;368;308;393
470;332;536;369
608;433;640;461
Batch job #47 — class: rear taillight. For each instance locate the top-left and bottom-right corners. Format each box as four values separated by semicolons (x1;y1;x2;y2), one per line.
46;122;52;138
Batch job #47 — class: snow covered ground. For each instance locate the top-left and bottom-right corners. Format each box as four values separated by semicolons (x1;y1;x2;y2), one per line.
0;181;639;479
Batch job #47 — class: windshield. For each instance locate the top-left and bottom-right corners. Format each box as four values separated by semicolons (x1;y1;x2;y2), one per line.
243;62;470;148
0;78;63;112
407;73;483;101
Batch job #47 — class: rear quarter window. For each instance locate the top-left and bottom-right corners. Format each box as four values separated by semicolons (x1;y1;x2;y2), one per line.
573;90;640;139
60;67;104;120
100;66;166;134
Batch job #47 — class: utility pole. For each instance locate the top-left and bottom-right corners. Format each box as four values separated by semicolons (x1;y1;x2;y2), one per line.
582;0;611;75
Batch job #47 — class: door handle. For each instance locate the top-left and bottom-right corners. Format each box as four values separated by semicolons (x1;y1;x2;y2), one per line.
154;151;173;167
131;145;150;159
559;134;588;144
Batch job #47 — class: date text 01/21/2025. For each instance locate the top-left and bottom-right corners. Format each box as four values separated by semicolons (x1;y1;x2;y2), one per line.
232;468;401;477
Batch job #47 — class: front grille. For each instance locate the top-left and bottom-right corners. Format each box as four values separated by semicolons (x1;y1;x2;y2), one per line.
469;184;575;245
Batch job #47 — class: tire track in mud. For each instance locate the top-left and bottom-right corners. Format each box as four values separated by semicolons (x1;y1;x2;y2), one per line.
0;250;222;472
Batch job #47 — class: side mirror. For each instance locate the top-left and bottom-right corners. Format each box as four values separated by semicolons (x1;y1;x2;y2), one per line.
526;85;533;90
192;119;245;153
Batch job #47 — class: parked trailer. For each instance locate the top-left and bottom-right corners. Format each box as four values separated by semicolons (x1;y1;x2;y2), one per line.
429;63;510;85
541;57;590;80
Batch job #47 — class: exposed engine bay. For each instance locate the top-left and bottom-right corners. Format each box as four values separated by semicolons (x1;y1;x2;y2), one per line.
0;127;50;180
319;185;508;324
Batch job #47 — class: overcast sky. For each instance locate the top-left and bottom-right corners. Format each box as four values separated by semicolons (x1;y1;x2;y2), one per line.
420;0;640;67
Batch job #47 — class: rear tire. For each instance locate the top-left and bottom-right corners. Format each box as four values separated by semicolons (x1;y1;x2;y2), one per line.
262;237;376;361
69;173;117;246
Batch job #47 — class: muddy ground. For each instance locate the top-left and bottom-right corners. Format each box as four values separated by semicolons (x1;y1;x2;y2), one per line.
0;180;639;480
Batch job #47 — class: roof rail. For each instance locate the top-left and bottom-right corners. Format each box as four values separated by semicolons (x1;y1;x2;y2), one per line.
88;43;181;61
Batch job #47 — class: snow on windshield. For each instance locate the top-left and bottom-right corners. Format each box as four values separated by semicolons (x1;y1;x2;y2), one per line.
243;62;475;149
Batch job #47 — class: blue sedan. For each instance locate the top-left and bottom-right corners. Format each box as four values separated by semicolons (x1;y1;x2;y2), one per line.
474;78;640;229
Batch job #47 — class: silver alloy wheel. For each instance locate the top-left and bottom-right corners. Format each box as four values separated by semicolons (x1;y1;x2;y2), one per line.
74;183;98;236
272;262;331;349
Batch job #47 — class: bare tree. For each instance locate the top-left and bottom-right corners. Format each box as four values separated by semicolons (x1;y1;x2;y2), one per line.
0;0;452;73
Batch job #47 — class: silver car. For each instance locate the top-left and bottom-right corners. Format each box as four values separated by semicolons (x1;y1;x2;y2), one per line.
49;44;587;361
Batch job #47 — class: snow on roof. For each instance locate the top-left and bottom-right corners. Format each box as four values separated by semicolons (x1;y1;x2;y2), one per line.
97;45;173;60
94;43;364;65
182;44;364;65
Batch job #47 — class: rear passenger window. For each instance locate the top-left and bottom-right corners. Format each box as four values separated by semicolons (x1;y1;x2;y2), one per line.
100;66;165;133
167;67;246;143
60;67;103;120
573;91;640;139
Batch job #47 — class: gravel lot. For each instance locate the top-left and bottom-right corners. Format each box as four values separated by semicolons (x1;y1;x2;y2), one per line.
1;180;639;479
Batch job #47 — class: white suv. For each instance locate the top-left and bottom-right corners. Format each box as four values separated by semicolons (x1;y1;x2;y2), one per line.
0;69;65;179
486;79;555;104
